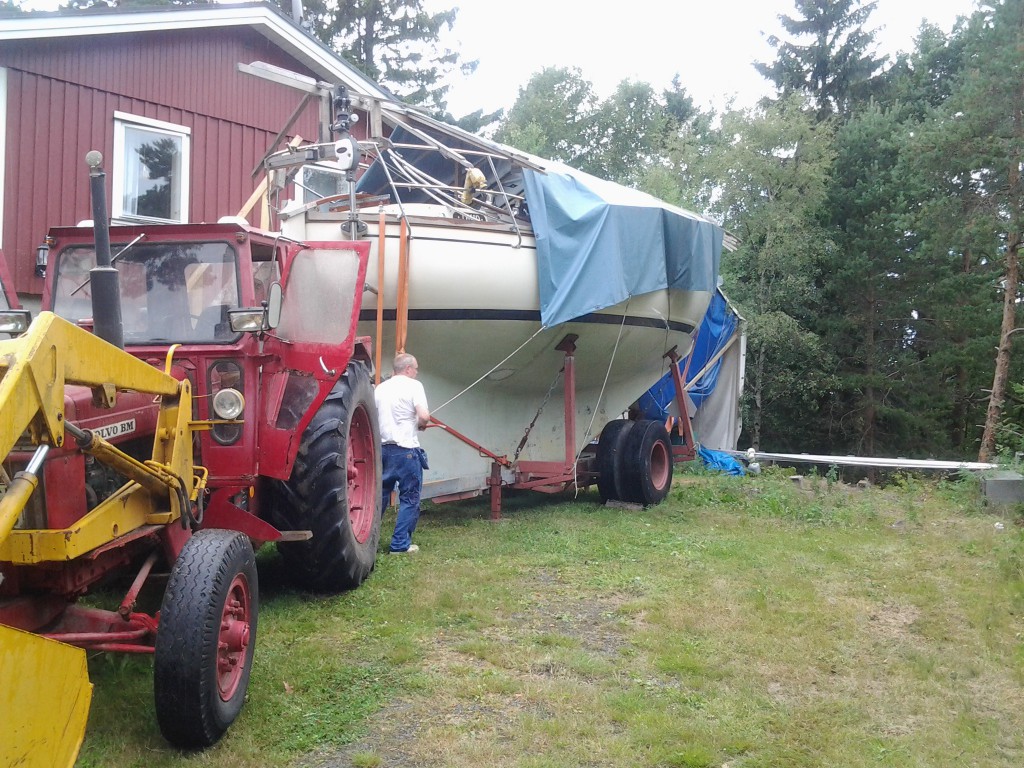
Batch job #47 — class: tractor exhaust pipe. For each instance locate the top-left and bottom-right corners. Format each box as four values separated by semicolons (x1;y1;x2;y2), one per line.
85;150;124;349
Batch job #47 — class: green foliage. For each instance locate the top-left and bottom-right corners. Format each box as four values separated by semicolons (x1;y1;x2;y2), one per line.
495;67;711;193
298;0;471;113
495;66;601;170
589;80;673;188
997;382;1024;456
898;0;1024;460
439;0;1022;462
755;0;888;120
698;96;837;450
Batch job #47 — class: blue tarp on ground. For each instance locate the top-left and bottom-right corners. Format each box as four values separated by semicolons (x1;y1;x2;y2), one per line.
637;290;739;418
697;445;746;476
357;126;723;328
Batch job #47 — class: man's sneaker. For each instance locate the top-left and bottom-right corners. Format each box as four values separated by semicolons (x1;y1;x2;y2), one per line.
390;544;419;554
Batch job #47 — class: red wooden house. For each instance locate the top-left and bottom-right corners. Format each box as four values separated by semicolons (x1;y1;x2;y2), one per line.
0;2;388;303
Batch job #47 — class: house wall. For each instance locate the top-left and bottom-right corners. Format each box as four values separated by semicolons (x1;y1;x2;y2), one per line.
0;27;339;295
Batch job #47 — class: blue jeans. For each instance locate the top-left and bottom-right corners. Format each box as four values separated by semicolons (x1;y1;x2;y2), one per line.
381;444;423;552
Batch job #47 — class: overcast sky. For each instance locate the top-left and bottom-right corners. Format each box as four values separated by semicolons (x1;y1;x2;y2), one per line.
426;0;979;116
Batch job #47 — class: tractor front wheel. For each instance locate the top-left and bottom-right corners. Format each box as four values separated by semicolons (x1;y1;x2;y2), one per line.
154;529;258;749
273;363;382;592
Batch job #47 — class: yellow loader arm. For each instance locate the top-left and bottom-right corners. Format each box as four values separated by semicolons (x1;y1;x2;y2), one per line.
0;312;199;768
0;311;195;546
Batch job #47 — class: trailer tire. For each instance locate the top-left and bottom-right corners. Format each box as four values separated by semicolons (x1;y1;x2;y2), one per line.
273;363;382;592
596;419;636;502
621;419;673;506
154;529;257;749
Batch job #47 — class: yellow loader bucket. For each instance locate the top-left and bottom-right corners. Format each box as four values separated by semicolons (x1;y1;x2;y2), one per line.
0;623;92;768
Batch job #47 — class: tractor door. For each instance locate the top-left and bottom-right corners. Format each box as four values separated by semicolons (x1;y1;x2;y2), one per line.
258;241;371;479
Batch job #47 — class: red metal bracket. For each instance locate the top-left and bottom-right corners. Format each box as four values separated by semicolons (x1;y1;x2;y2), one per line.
663;346;697;462
427;417;511;468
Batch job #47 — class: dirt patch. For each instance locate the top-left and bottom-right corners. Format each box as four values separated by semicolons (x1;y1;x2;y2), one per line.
865;600;921;643
297;570;634;768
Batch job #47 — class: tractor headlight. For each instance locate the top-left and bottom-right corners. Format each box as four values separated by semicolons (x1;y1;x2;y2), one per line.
228;308;266;333
0;310;32;335
212;387;245;420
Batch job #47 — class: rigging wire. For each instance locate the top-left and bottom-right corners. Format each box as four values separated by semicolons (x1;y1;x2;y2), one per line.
432;326;545;414
572;298;631;496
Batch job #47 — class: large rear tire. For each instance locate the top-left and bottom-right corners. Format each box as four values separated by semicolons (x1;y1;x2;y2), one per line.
273;363;382;592
596;419;636;502
154;529;257;749
620;419;673;506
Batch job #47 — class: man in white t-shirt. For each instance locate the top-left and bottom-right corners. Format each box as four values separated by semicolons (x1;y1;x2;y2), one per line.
375;352;430;553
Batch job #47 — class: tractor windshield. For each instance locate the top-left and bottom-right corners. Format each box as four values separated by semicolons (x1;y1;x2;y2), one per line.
52;241;241;344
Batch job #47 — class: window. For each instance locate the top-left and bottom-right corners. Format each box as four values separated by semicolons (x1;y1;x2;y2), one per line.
52;240;239;344
276;248;359;345
112;112;190;223
298;163;350;204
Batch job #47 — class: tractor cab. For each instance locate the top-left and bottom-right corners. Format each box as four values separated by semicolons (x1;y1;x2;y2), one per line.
41;219;373;519
45;221;281;346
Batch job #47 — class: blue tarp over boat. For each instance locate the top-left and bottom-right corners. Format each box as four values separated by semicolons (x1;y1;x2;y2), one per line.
521;166;722;327
638;290;739;418
357;125;724;328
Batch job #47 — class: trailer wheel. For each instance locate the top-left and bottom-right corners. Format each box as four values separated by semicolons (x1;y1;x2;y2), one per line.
274;363;382;592
596;419;636;502
621;419;674;505
154;529;257;749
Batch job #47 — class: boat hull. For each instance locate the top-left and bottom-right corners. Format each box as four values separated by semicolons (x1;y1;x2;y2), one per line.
288;208;712;499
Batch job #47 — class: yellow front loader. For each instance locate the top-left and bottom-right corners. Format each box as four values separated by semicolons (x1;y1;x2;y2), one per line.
0;311;204;767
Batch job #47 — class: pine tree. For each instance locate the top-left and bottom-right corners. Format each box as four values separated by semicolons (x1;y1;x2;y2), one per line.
701;96;837;450
755;0;887;121
299;0;472;113
817;104;924;455
904;0;1024;461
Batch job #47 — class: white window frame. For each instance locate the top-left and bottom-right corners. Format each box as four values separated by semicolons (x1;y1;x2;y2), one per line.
112;111;191;224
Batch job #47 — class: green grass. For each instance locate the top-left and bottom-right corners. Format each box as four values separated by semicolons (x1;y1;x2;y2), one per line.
75;468;1024;767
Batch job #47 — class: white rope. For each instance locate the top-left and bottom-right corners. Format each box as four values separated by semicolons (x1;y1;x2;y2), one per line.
432;326;545;414
573;299;631;495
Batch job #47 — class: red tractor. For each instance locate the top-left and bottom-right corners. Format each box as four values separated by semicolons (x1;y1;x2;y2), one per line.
0;160;381;764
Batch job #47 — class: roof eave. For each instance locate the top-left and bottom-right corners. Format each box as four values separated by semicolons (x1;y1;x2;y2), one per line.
0;4;388;99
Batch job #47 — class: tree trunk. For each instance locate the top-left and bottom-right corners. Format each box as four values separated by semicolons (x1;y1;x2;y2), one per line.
979;87;1023;462
751;340;766;450
862;292;876;457
978;231;1020;462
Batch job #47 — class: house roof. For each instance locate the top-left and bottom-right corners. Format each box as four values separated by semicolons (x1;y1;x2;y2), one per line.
0;1;390;100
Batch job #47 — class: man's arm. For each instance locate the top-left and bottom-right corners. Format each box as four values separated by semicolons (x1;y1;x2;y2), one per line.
413;382;430;430
415;404;430;430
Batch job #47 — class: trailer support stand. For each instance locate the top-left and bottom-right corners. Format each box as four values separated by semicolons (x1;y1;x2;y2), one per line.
431;334;589;519
664;346;697;462
556;335;578;469
488;462;502;520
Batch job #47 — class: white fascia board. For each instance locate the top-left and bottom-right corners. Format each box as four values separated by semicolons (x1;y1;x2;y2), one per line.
0;6;388;99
